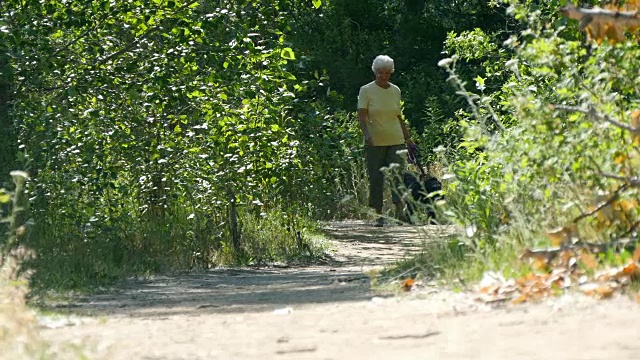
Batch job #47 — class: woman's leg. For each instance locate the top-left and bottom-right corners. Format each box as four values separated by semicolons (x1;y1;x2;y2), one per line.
385;144;408;220
365;145;385;215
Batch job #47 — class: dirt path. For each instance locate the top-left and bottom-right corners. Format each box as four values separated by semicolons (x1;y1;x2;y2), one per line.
40;221;640;359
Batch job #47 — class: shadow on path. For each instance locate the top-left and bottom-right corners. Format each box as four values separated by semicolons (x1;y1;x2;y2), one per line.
321;220;456;266
47;221;455;317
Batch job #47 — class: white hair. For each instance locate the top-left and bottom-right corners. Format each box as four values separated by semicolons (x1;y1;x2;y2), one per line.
371;55;394;74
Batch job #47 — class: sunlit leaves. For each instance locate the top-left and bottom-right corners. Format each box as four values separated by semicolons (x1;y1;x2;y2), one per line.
280;47;295;60
0;190;10;204
0;0;368;280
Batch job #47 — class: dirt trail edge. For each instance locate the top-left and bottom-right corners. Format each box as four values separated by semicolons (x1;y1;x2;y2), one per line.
41;221;640;360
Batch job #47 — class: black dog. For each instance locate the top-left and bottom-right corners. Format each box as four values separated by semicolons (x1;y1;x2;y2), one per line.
402;171;443;223
402;144;443;224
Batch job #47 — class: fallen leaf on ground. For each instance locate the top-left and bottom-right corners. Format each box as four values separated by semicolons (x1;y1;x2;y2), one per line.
622;262;640;280
530;257;549;271
401;278;416;292
595;284;616;299
579;252;599;270
581;282;617;299
510;294;528;304
547;227;571;247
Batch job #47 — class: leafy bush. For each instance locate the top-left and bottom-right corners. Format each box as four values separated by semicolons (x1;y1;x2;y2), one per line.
0;0;368;289
442;1;640;256
0;171;89;359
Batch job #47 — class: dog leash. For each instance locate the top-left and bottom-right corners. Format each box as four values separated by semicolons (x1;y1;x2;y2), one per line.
407;143;428;177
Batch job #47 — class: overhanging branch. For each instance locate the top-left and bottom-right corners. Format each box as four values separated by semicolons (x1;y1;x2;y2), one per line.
572;184;627;223
552;104;637;133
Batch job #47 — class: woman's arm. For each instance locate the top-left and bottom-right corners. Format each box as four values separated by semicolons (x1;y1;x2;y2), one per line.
358;108;373;146
397;115;414;146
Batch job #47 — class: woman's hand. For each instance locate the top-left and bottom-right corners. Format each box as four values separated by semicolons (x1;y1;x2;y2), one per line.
365;133;374;146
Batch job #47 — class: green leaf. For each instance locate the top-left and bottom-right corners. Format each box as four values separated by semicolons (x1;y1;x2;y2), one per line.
312;0;322;9
128;88;140;100
0;191;10;204
474;76;485;91
282;71;297;80
280;47;295;60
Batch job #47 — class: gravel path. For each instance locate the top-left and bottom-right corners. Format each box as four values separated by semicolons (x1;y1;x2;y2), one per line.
39;221;640;359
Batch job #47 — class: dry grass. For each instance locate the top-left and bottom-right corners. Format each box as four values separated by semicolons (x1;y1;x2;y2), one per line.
0;247;90;360
0;246;46;359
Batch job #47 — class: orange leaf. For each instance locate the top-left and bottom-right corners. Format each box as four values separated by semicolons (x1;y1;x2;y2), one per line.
636;293;640;303
560;250;578;269
546;227;571;247
631;110;640;128
531;257;549;271
479;284;500;295
620;0;640;11
511;294;528;304
614;153;628;164
401;278;415;292
633;246;640;263
623;262;639;278
615;199;637;212
579;253;599;270
631;111;640;145
582;283;615;299
595;285;615;299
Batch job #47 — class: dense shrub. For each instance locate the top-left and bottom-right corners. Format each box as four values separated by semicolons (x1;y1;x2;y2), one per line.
442;1;640;254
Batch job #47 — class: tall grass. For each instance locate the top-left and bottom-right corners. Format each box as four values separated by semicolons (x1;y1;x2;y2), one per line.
214;208;326;265
27;202;332;291
0;171;88;359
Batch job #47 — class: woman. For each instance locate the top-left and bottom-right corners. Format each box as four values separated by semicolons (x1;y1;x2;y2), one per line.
357;55;414;227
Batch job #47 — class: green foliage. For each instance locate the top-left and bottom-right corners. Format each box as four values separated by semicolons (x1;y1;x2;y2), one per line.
442;1;640;255
1;0;362;289
0;0;556;290
0;171;29;254
445;28;498;63
218;208;324;265
287;0;512;158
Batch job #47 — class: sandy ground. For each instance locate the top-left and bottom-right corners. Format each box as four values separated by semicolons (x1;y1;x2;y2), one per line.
39;221;640;360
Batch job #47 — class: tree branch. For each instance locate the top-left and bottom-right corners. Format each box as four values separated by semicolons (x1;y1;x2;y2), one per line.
52;17;108;58
619;219;640;238
588;155;640;187
552;104;637;133
572;184;627;223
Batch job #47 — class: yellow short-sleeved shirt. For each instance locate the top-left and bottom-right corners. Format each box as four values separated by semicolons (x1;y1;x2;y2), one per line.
357;81;404;146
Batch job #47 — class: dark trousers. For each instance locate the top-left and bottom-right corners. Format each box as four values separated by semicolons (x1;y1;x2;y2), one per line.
365;144;405;211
